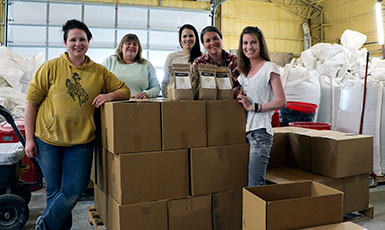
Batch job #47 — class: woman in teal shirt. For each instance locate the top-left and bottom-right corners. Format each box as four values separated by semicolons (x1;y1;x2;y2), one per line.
102;34;160;98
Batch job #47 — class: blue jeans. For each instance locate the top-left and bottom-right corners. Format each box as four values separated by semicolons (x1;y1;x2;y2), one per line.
246;128;273;186
35;138;94;230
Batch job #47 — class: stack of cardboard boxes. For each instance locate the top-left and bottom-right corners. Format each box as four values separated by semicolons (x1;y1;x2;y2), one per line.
91;99;249;230
266;127;373;214
241;126;371;230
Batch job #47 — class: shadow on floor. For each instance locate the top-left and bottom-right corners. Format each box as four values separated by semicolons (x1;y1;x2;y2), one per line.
24;184;385;230
23;188;94;230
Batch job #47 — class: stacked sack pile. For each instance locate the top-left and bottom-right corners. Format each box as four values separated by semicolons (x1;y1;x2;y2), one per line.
281;29;385;177
0;47;44;121
92;64;248;230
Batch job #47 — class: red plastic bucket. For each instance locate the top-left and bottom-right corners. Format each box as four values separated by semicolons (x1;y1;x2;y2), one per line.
271;110;280;127
286;101;318;114
288;122;331;130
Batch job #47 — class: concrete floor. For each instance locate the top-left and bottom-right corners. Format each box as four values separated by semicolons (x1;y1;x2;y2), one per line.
358;184;385;230
22;183;385;230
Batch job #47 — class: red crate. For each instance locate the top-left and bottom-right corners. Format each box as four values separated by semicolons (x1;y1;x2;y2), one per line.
0;119;40;190
0;119;25;143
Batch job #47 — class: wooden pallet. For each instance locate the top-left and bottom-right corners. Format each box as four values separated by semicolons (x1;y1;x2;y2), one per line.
88;206;106;230
343;205;374;223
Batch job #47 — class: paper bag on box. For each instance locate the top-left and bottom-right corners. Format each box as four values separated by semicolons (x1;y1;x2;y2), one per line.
196;64;217;100
167;64;194;101
216;66;233;99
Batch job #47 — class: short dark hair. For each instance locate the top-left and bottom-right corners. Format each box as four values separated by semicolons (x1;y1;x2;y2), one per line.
62;19;92;42
200;26;223;44
178;24;202;63
115;34;145;64
237;26;270;75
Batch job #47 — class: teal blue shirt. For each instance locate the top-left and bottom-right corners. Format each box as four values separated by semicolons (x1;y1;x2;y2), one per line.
102;55;160;98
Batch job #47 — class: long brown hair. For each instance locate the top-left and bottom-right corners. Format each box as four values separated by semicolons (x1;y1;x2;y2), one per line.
237;26;270;75
178;24;202;63
116;34;145;64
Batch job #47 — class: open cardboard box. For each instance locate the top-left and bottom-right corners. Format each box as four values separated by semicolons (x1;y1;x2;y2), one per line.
297;221;367;230
266;167;369;213
243;181;343;230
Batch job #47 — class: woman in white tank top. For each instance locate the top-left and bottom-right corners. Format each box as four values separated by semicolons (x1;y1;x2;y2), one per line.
236;26;286;186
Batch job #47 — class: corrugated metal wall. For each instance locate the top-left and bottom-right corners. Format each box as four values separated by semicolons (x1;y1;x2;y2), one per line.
81;0;208;10
221;0;304;54
322;0;380;55
0;0;382;56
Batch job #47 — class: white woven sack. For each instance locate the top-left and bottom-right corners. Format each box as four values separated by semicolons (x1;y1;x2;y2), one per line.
316;75;342;129
341;29;367;52
336;79;383;175
281;64;320;106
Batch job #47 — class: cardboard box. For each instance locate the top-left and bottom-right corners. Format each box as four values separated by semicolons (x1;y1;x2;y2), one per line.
268;128;289;168
327;174;369;213
108;196;168;230
270;127;313;170
310;131;373;178
94;184;107;225
101;100;161;154
168;195;212;230
243;181;343;230
266;167;369;213
266;167;329;185
92;147;109;192
108;149;189;204
206;100;246;146
161;101;206;150
297;221;367;230
288;132;312;171
212;189;242;230
190;143;249;195
94;184;168;230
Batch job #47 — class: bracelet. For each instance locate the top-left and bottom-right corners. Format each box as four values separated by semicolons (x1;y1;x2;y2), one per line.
254;103;259;112
254;103;263;112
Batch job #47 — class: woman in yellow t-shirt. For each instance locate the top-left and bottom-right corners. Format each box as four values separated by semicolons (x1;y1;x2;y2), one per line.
24;19;130;230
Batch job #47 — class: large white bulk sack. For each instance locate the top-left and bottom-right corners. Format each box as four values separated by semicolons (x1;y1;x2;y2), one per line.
316;76;342;129
370;57;385;81
0;46;44;93
0;87;26;120
281;64;320;106
336;79;384;176
341;29;367;52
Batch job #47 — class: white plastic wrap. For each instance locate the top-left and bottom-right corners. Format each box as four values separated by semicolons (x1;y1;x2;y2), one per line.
0;142;25;165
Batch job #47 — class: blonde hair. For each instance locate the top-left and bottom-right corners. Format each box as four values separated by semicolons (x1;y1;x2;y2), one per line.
116;34;145;64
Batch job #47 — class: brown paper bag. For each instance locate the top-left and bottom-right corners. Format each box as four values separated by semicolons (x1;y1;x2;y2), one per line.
197;64;217;100
167;64;194;101
216;67;234;100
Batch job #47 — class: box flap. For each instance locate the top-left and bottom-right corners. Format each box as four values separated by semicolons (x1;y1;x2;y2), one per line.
297;221;367;230
242;188;267;230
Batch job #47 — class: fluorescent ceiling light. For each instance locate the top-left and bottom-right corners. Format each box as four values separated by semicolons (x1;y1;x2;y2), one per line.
376;2;384;45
